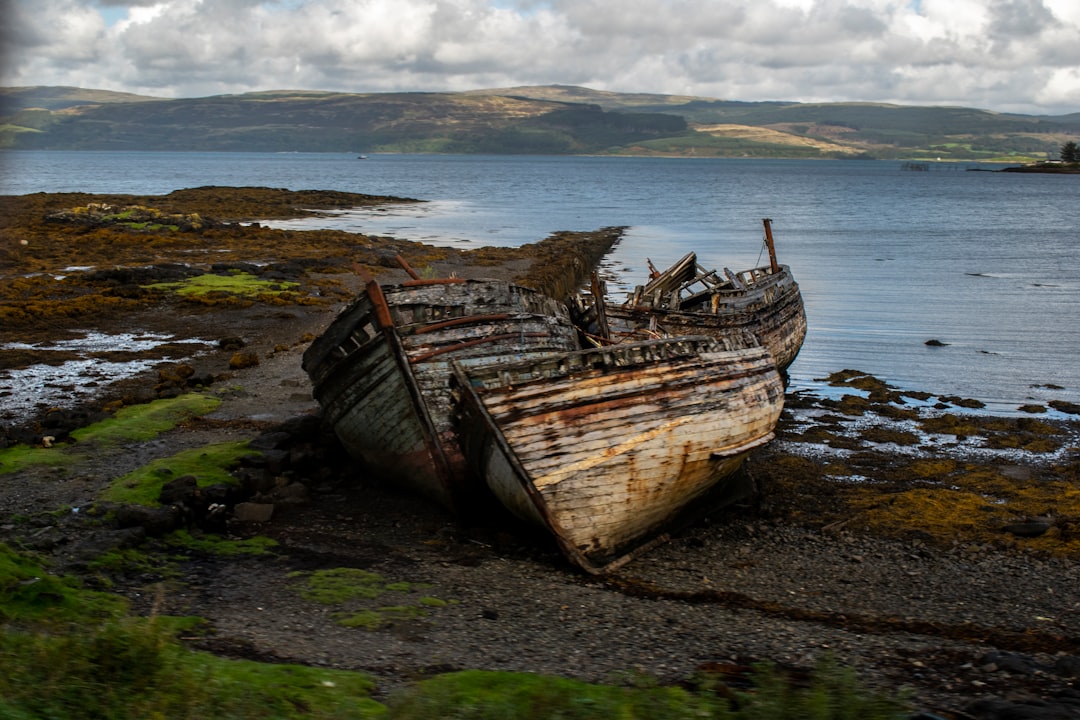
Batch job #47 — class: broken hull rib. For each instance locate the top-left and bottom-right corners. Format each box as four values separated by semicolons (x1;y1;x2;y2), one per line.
453;336;784;573
609;263;807;372
302;278;580;510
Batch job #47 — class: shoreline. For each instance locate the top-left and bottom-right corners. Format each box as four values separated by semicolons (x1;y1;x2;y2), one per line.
2;187;1080;717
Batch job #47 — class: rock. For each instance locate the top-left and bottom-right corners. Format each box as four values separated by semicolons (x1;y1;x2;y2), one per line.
979;651;1047;675
1003;519;1052;538
925;339;949;347
966;697;1080;719
248;432;291;451
999;465;1033;482
218;336;247;351
272;483;309;504
1054;656;1080;677
159;474;199;506
1049;400;1080;416
233;502;274;523
112;504;184;536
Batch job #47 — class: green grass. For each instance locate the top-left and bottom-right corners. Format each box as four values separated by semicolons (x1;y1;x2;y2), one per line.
145;272;299;298
0;619;387;720
0;544;912;720
101;440;253;505
0;543;128;624
386;661;911;719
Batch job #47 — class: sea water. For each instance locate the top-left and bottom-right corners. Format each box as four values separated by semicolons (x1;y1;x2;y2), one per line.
2;150;1078;413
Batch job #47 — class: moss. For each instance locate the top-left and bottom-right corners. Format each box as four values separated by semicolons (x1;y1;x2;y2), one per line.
165;530;278;556
0;443;78;475
290;568;454;630
144;272;299;299
0;543;128;624
418;597;448;608
101;441;252;506
0;395;222;475
72;394;221;447
336;610;385;629
294;568;386;604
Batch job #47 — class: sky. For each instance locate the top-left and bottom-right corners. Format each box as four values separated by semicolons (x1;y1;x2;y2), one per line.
3;0;1080;115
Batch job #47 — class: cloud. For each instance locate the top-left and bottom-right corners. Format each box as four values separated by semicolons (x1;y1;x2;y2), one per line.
1;0;1078;114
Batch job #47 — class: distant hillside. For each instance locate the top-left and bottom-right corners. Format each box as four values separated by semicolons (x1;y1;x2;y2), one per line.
2;84;1078;161
0;86;163;112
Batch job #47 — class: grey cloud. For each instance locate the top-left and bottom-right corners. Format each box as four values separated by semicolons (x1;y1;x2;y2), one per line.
2;0;1079;114
988;0;1057;38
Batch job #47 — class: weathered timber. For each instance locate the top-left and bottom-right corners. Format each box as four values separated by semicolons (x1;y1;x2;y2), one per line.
452;336;784;573
303;278;580;510
576;222;807;371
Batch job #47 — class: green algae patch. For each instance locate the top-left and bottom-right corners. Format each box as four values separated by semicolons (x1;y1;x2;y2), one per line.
0;443;78;475
144;272;299;299
165;530;278;557
72;393;221;447
295;568;387;604
0;394;222;476
290;567;454;630
101;441;253;506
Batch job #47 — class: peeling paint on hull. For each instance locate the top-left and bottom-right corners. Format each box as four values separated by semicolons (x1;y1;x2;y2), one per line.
453;336;785;573
303;278;580;510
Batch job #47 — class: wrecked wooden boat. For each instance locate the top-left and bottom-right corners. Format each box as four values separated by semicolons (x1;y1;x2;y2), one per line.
451;335;784;574
302;277;580;511
578;219;807;371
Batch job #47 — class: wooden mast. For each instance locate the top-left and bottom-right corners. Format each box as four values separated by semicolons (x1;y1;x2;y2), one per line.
762;218;780;274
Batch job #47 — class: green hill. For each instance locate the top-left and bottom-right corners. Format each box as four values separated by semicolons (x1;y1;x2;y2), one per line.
2;84;1078;161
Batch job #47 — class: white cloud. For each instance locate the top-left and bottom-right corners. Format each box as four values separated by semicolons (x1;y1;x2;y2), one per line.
1;0;1078;114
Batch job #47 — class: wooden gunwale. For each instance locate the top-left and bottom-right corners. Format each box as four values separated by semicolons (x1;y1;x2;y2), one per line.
401;278;468;287
407;332;557;364
413;314;512;334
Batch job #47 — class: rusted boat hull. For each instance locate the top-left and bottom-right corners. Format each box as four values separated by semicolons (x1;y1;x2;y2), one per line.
605;263;807;371
302;278;580;510
452;336;784;573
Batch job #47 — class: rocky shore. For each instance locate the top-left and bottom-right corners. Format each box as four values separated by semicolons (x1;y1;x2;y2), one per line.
2;188;1080;719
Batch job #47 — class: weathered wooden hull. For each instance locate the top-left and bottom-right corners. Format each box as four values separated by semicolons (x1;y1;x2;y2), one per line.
604;264;807;371
452;336;785;573
302;278;580;510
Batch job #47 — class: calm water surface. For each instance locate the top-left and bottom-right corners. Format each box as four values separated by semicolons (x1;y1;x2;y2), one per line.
3;151;1078;413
